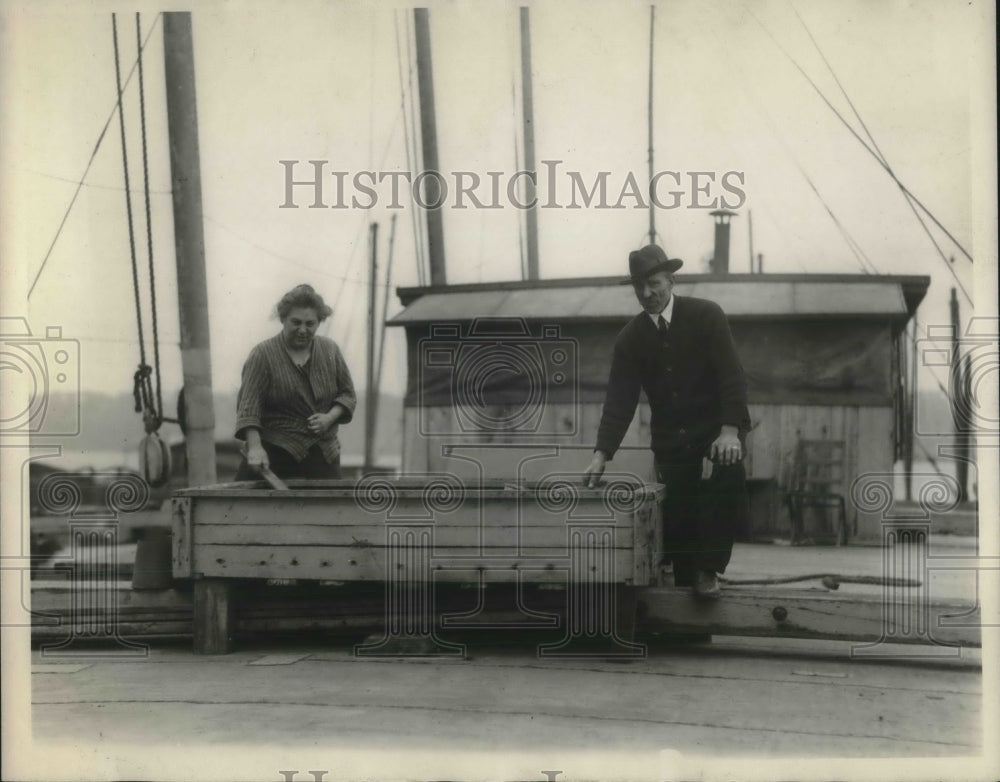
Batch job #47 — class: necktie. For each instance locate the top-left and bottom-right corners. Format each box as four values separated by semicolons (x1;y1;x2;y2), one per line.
657;315;668;336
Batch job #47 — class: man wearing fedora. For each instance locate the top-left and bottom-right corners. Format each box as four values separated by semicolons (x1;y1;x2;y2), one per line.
584;244;751;599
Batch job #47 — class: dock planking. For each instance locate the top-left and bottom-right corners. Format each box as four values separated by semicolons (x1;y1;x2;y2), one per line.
30;580;981;649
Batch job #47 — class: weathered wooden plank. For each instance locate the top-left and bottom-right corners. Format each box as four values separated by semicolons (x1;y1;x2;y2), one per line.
631;502;661;585
855;406;895;538
639;586;980;647
190;500;646;528
401;412;425;474
193;578;232;654
406;403;656;480
171;497;192;578
186;492;656;521
31;579;981;648
195;522;635;548
192;544;638;582
32;619;195;639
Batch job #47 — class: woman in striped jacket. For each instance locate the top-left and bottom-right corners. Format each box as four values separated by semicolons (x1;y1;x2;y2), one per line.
234;284;357;480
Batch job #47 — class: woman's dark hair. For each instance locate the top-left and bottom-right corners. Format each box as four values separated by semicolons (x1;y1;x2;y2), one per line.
275;284;333;321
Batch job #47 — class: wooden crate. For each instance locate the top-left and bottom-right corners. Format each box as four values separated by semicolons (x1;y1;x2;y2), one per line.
173;476;662;653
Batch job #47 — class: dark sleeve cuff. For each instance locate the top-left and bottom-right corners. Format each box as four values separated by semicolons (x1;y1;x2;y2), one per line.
333;394;356;424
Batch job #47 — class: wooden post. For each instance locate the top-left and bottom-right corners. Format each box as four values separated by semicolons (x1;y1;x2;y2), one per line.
949;287;968;503
903;317;917;502
365;222;378;473
520;7;539;279
646;4;656;246
193;578;232;654
413;8;446;285
958;352;972;501
163;12;217;487
375;214;398;394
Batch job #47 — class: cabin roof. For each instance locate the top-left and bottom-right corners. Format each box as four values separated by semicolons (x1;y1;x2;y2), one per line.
389;273;930;324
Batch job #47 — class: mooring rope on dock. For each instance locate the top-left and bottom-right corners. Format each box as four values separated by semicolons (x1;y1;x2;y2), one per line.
719;574;923;588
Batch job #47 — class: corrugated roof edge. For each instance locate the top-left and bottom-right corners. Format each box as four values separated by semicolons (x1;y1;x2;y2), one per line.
396;273;931;315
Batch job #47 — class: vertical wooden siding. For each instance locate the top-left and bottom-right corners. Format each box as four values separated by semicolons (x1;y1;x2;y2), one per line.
403;402;893;539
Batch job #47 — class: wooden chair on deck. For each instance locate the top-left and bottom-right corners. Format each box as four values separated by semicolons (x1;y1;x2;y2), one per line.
784;438;850;545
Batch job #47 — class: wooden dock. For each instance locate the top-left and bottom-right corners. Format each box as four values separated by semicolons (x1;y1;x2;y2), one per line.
29;579;981;650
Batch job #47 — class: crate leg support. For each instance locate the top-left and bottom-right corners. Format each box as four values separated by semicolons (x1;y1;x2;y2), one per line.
354;525;463;658
616;584;639;645
193;578;232;654
539;527;645;659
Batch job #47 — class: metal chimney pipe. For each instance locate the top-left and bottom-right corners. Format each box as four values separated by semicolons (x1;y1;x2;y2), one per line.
709;209;737;275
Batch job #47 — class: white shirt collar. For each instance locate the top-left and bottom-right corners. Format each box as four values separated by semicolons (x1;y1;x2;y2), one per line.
647;294;675;328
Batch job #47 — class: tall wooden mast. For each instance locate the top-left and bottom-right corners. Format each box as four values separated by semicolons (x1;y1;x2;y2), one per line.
163;12;216;486
520;7;539;279
414;8;446;285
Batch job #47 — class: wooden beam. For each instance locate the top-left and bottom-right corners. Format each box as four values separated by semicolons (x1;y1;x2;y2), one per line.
639;586;980;647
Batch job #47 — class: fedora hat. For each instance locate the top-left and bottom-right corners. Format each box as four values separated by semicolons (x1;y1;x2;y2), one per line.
628;244;683;282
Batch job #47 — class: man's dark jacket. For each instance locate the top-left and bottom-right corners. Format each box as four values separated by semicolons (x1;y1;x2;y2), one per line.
595;295;751;462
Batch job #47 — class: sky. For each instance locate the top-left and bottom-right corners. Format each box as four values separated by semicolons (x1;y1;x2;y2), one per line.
1;0;995;410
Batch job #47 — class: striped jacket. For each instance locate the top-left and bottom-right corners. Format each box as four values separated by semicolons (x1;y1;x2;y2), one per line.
236;333;357;463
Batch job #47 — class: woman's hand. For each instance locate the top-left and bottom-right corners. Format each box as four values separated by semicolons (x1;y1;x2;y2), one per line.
307;408;341;435
243;428;269;472
246;443;269;472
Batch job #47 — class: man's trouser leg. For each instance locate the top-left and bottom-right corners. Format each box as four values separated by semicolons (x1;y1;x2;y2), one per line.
655;460;747;584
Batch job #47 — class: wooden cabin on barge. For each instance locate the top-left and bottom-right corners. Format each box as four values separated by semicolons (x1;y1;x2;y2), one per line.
388;272;930;541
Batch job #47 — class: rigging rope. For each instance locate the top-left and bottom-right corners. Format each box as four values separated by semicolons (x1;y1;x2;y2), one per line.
744;4;974;300
719;573;922;587
114;13;175;434
393;11;420;287
135;12;165;428
796;164;879;275
791;6;965;292
738;82;877;275
112;14;152;424
28;14;162;301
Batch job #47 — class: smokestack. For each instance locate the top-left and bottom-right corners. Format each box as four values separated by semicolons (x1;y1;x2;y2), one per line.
710;209;737;275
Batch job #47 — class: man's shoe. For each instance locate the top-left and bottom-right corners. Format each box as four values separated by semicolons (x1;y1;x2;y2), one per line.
693;570;721;600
